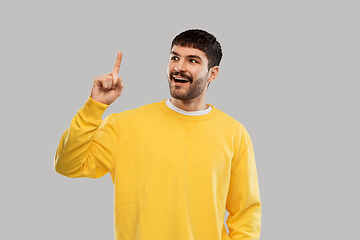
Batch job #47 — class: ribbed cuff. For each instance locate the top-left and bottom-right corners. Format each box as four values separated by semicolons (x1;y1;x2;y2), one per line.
78;96;110;123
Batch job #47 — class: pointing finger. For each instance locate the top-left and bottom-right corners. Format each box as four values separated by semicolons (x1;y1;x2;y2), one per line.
113;51;122;75
112;51;122;86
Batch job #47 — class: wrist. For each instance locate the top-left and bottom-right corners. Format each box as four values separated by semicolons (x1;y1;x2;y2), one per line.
89;95;110;106
79;96;110;122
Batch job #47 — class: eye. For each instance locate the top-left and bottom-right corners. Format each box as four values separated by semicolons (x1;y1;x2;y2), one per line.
171;56;179;61
189;59;198;63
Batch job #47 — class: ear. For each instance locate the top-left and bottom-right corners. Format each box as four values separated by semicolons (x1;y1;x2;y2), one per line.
207;66;219;83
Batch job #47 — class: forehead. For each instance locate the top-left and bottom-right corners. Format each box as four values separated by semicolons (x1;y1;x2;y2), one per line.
170;45;208;62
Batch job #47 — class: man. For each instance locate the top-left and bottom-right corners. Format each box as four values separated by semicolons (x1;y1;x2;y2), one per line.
55;29;261;240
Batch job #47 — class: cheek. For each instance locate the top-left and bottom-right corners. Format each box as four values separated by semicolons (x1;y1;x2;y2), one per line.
166;65;171;77
192;70;206;80
167;63;175;74
191;65;208;77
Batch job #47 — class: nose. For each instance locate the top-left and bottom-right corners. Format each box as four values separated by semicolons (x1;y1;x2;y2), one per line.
175;59;186;72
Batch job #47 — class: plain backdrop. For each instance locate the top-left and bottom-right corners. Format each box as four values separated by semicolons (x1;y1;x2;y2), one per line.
1;0;359;239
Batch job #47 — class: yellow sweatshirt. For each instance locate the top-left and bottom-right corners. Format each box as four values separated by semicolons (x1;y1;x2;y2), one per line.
55;97;261;240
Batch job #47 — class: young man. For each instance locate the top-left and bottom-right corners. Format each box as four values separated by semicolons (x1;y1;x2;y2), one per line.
55;29;261;240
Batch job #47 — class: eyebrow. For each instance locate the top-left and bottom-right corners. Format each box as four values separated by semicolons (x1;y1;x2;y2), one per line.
170;51;203;62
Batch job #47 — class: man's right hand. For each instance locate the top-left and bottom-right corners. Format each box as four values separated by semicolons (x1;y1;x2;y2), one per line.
90;51;124;105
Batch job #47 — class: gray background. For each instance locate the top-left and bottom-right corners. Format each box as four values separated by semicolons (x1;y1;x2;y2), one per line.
1;0;359;239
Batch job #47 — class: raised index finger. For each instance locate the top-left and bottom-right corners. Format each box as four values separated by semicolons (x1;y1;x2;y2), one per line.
113;51;122;74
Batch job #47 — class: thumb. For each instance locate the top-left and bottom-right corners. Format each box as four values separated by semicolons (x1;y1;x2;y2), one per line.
115;77;124;94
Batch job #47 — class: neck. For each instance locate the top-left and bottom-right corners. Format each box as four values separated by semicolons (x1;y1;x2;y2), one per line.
170;97;208;111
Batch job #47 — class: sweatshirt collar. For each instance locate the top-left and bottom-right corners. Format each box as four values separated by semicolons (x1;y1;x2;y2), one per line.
165;99;212;116
159;99;216;121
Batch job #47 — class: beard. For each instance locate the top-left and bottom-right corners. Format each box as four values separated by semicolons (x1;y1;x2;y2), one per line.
168;70;209;101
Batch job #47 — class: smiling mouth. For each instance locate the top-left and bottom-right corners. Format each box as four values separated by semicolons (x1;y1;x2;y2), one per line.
173;77;190;83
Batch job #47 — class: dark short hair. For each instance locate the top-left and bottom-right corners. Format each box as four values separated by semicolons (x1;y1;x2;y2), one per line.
171;29;223;70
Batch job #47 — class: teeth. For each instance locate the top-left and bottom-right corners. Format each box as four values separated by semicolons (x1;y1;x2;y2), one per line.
174;77;189;81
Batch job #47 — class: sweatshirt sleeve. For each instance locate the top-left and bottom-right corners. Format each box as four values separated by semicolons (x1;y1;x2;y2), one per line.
54;97;118;178
225;133;262;239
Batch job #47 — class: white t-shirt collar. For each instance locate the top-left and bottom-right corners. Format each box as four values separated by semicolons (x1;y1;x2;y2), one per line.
165;99;212;116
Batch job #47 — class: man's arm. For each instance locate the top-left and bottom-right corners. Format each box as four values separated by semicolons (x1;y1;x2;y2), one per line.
55;98;118;178
54;52;123;178
225;132;261;239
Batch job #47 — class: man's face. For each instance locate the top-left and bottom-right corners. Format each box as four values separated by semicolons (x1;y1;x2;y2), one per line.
167;45;211;101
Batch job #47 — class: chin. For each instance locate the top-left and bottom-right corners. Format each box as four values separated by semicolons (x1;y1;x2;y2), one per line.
170;92;198;101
